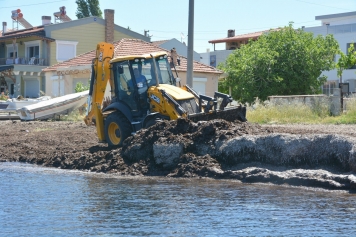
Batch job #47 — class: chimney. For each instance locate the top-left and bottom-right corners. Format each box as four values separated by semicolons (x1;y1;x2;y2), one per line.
2;22;7;35
227;29;235;38
42;16;51;25
104;9;115;43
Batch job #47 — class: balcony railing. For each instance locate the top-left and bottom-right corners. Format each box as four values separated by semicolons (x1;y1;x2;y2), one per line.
0;57;48;66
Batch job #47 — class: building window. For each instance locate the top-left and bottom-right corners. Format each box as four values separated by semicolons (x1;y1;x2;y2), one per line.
56;40;78;62
28;45;39;58
322;81;337;96
346;43;356;53
6;44;19;58
10;84;14;95
210;55;216;67
24;40;41;59
9;52;17;58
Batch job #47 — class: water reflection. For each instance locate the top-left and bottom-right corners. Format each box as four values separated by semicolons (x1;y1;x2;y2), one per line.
0;163;355;236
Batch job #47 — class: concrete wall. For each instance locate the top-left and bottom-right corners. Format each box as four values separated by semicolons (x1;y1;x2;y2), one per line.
268;91;342;116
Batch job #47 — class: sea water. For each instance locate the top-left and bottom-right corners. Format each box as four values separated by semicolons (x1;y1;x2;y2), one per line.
0;162;355;237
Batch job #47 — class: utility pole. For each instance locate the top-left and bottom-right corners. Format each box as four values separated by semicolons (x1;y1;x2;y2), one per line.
340;73;344;112
186;0;194;87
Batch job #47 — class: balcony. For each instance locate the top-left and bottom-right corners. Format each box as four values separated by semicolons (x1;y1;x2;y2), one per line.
0;57;48;66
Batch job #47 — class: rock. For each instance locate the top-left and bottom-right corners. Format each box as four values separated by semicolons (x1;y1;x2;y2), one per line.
350;176;356;190
153;140;184;169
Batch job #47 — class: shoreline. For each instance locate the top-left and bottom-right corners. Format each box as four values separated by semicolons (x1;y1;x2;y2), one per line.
0;119;355;191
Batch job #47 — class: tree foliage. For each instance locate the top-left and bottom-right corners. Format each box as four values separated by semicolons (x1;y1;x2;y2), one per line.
336;43;356;81
218;24;339;103
75;81;90;93
76;0;102;19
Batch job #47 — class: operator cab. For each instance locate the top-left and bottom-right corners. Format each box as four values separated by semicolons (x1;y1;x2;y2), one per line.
111;52;176;117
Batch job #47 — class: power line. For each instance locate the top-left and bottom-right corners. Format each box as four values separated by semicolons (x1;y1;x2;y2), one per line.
149;16;353;39
149;22;320;35
293;0;353;11
0;0;67;9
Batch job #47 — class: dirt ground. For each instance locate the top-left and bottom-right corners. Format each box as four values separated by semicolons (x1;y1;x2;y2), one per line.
1;119;356;191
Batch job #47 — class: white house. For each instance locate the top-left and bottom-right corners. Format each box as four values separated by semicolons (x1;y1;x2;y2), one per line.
304;11;356;95
202;30;264;67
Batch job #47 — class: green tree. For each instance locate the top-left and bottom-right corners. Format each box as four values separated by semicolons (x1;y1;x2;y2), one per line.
219;23;339;103
336;43;356;84
76;0;102;19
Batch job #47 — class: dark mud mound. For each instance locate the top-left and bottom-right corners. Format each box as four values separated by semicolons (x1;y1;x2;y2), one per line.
1;120;356;191
121;119;271;163
119;119;356;191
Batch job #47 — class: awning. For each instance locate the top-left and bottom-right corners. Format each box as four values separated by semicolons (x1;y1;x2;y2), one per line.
0;65;14;72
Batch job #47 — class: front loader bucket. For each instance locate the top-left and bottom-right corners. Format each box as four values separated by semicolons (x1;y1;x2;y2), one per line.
188;105;247;123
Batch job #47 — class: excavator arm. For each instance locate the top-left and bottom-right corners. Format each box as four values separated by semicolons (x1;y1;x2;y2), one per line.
84;42;114;142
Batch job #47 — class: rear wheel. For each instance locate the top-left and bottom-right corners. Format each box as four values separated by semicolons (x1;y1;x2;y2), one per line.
104;112;131;147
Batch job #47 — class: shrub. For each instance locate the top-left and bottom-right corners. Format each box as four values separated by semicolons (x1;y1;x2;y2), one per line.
75;81;90;93
247;98;341;124
0;92;9;101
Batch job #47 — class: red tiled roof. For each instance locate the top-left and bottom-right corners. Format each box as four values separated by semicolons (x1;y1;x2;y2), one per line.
43;38;222;74
43;50;96;72
0;28;15;35
0;26;55;42
209;30;268;44
151;40;169;46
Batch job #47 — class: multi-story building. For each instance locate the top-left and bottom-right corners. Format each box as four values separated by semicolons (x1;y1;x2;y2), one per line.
201;29;264;67
205;11;356;95
304;11;356;95
0;8;149;98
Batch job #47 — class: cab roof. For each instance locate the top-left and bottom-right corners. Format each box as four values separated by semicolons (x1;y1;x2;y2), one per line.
110;51;167;63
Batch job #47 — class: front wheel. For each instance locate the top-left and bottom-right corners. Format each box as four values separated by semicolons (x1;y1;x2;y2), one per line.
104;112;132;147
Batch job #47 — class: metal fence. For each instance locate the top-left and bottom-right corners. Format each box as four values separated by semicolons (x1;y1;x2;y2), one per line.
0;57;47;66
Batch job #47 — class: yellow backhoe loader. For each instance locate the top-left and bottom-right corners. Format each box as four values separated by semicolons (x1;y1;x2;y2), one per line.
84;42;246;147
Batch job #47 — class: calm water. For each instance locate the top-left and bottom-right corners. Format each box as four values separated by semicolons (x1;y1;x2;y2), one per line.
0;162;355;237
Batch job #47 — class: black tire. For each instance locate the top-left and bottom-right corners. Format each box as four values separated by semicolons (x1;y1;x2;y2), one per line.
104;112;132;147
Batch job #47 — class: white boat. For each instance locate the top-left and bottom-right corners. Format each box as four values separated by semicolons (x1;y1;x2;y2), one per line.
17;90;89;121
0;96;51;111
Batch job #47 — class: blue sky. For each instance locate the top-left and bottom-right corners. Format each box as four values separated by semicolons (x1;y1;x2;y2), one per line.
0;0;355;52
